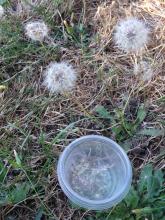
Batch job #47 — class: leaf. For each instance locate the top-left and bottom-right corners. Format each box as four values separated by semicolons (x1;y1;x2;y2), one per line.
125;187;139;209
146;168;164;199
121;139;132;152
0;162;7;182
138;164;153;193
135;104;147;126
20;130;31;150
50;122;75;145
63;20;79;43
0;190;8;206
14;150;22;167
95;105;113;120
38;131;46;146
132;207;153;215
132;206;165;215
124;121;134;134
112;126;123;135
8;182;30;204
112;125;127;142
157;96;165;103
154;169;164;188
0;0;7;5
138;128;164;137
146;176;161;199
152;198;165;212
107;202;130;219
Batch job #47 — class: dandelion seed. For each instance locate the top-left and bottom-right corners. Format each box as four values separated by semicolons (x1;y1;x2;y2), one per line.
25;21;49;42
43;62;77;93
0;5;4;18
114;18;150;53
134;61;154;82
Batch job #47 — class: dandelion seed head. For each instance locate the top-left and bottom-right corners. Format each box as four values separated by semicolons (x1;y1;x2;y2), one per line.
25;21;48;42
134;61;154;82
114;18;150;53
0;5;4;18
43;62;77;93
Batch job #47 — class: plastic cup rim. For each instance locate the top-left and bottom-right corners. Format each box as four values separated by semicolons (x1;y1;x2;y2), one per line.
57;135;132;206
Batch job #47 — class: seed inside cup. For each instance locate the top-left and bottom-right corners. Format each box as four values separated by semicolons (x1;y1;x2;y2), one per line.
70;147;114;200
57;135;132;210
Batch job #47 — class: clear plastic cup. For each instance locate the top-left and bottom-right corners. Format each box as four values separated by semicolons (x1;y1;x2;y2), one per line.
57;135;132;210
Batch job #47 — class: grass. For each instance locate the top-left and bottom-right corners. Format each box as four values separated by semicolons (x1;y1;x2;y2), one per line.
0;0;165;219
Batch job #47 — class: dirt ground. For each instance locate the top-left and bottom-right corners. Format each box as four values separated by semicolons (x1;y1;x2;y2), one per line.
0;0;164;219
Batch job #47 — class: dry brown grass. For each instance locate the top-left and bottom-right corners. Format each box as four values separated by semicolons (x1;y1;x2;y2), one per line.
0;0;164;219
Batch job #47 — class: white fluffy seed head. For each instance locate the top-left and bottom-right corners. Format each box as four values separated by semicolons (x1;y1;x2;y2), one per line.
25;21;49;42
114;18;150;53
134;61;154;82
0;5;4;18
43;62;77;94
